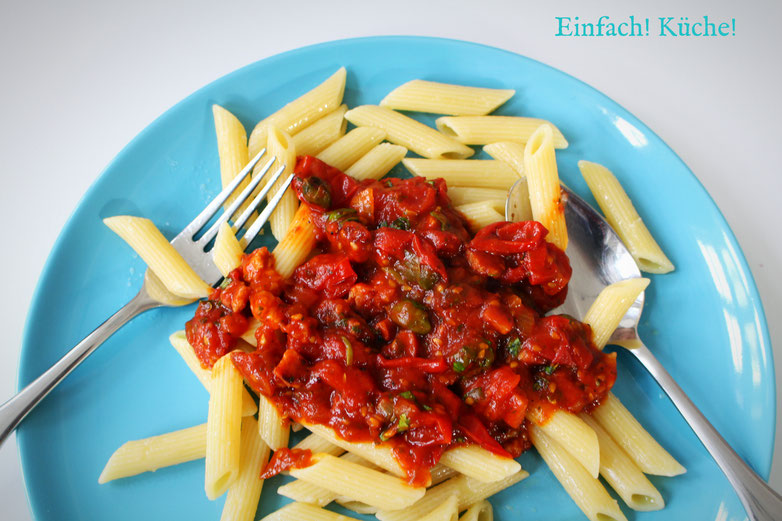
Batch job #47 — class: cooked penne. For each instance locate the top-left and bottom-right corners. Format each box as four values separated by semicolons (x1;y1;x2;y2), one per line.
213;105;250;210
530;424;627;521
345;105;473;159
579;413;664;511
523;125;568;250
380;80;514;116
482;141;526;176
98;423;206;483
418;493;458;521
292;433;345;456
531;410;600;478
345;143;407;181
591;393;686;476
430;464;458;486
258;394;289;451
316;127;386;171
456;201;505;233
168;331;257;417
583;278;650;350
205;355;243;499
248;67;346;158
446;187;507;206
143;269;194;306
260;502;360;521
291;104;348;156
336;499;379;515
403;159;517;189
220;417;272;521
278;477;338;507
439;445;521;483
104;216;211;299
376;470;527;521
279;452;376;507
263;125;298;241
436;116;568;148
303;423;405;477
272;204;317;278
213;222;244;277
579;160;674;274
289;453;425;510
458;500;493;521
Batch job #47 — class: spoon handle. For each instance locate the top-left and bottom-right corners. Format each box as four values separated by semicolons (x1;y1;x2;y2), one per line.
631;342;782;520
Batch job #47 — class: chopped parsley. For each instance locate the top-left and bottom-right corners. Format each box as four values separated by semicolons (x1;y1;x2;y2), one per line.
397;413;410;432
399;391;415;400
452;360;466;373
218;277;233;289
543;363;559;375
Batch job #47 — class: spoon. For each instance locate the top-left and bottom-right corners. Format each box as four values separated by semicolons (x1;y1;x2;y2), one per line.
506;179;782;521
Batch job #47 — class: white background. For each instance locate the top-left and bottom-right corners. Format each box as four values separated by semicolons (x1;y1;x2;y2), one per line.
1;0;780;519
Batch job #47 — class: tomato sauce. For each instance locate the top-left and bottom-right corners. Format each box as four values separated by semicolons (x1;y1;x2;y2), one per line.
185;155;617;486
260;448;313;479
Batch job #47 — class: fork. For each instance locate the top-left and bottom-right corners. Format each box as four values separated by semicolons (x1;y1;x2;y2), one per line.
0;149;294;446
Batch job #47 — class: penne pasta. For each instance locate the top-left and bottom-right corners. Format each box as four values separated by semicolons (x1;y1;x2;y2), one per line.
98;423;206;483
336;499;379;515
264;125;298;241
458;500;493;521
456;201;505;233
289;453;425;510
205;355;243;500
257;394;290;451
376;470;527;521
220;417;272;521
579;160;674;273
212;222;244;277
303;423;405;477
446;187;508;207
248;67;346;158
272;203;317;278
345;143;407;181
438;445;521;483
380;80;514;116
530;424;627;521
583;278;650;350
213;105;250;210
104;216;211;299
292;433;345;456
418;493;458;521
291;104;348;156
482;141;526;176
591;393;686;476
579;413;664;511
316;127;386;172
279;452;375;507
531;410;600;478
143;269;194;306
345;105;473;159
523;125;568;250
260;502;360;521
436;116;568;148
403;159;517;189
168;331;257;417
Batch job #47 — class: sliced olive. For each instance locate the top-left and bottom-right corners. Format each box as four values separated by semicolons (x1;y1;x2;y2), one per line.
389;299;431;335
299;176;332;208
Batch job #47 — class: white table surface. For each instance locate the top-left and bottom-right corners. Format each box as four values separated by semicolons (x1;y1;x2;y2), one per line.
1;0;780;519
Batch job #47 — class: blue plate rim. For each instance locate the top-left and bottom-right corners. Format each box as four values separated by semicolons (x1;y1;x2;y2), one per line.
15;35;777;518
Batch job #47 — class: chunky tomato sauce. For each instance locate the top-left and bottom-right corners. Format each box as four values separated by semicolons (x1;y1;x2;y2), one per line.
185;155;617;485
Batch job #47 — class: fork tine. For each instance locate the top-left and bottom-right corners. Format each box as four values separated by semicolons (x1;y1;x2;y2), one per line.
197;155;279;246
231;163;284;232
241;174;295;247
178;148;266;240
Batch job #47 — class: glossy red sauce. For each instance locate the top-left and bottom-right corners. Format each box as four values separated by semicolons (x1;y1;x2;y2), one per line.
260;448;313;479
185;155;617;485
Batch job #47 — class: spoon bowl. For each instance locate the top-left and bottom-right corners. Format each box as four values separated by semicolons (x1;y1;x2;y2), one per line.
505;179;782;521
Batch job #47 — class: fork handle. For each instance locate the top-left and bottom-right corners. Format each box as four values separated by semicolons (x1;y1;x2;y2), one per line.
632;342;782;521
0;290;159;446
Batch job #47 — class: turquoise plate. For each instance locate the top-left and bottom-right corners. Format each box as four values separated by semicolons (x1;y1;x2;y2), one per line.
18;37;775;520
